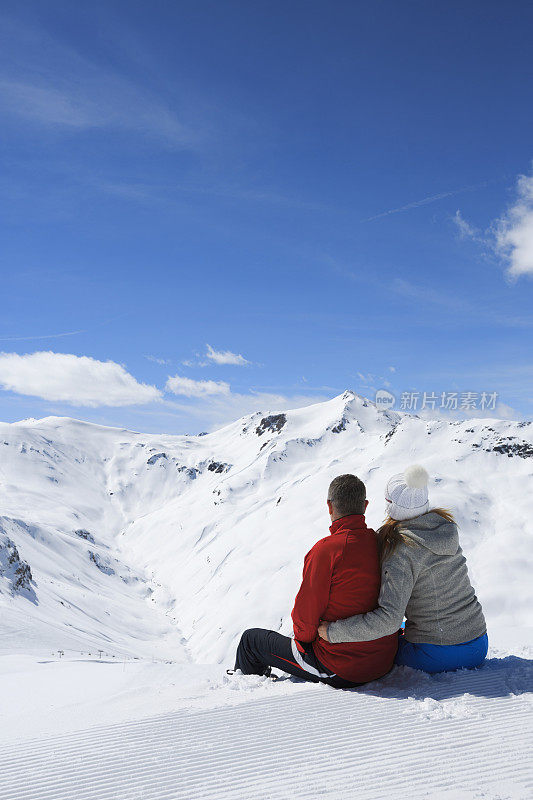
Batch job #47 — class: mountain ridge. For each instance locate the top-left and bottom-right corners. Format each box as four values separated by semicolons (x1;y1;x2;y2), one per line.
0;391;531;662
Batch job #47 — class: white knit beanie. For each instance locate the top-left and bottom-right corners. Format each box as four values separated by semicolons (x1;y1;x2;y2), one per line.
385;465;430;521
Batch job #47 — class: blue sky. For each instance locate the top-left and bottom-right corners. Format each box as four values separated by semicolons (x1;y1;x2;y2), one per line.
1;0;532;433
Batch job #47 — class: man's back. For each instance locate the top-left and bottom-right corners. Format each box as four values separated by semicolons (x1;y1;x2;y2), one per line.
291;514;398;683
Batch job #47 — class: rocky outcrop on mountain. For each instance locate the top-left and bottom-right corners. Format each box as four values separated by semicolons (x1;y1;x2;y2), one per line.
460;425;533;458
255;414;286;436
147;452;167;465
0;530;36;601
89;550;116;575
177;465;200;479
489;438;533;458
207;461;232;474
75;529;95;543
329;417;348;434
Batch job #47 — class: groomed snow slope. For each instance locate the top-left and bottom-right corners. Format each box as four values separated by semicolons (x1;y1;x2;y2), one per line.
1;654;532;800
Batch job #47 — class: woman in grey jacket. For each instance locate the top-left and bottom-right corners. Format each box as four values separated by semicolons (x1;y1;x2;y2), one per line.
319;465;488;674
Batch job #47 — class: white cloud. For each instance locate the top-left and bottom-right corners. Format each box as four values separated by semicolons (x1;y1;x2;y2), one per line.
205;344;250;366
388;366;396;373
0;352;161;407
493;173;533;278
165;375;230;398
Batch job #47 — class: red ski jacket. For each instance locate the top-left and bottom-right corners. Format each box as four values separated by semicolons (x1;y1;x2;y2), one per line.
291;514;398;683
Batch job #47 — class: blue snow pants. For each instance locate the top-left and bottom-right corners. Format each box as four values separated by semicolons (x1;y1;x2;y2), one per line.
395;632;488;674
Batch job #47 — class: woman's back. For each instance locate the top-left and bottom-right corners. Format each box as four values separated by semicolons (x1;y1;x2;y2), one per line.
396;512;486;645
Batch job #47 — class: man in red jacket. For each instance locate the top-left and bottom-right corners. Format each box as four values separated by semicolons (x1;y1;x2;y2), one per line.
231;474;398;687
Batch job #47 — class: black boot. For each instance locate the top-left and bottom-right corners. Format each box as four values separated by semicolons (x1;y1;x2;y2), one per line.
226;666;278;680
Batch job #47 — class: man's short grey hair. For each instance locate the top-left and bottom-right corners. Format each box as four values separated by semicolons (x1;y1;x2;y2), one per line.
327;474;366;516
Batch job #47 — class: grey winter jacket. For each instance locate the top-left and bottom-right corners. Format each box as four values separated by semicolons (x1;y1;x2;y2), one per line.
327;511;486;647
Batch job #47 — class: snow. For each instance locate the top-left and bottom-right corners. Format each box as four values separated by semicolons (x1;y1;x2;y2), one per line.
0;651;531;799
0;390;532;798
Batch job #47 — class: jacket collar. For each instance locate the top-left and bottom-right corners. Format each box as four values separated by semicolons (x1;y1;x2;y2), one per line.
329;514;368;536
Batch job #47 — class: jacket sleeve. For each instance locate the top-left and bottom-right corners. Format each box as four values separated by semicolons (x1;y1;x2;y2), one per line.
291;541;337;642
327;544;422;643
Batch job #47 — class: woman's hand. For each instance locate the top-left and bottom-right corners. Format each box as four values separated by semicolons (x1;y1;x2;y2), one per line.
317;620;329;641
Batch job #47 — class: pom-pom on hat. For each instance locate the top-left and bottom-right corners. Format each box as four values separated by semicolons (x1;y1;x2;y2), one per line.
385;465;430;521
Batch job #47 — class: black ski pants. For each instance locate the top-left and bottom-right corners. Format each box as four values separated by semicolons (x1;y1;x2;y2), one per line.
234;627;361;689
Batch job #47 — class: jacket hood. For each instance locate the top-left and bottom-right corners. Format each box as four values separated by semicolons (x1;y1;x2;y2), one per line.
399;511;459;556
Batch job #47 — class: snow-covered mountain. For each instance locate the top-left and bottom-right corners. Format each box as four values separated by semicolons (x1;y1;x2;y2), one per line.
1;390;532;663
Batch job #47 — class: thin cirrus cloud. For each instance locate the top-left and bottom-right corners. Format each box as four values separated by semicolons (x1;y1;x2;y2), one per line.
0;76;192;147
0;351;161;407
165;374;231;398
145;355;171;366
362;179;492;223
0;328;86;342
453;209;481;241
0;16;194;148
0;79;102;129
162;388;334;430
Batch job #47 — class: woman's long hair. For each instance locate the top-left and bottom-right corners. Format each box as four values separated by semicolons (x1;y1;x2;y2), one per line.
377;508;455;563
